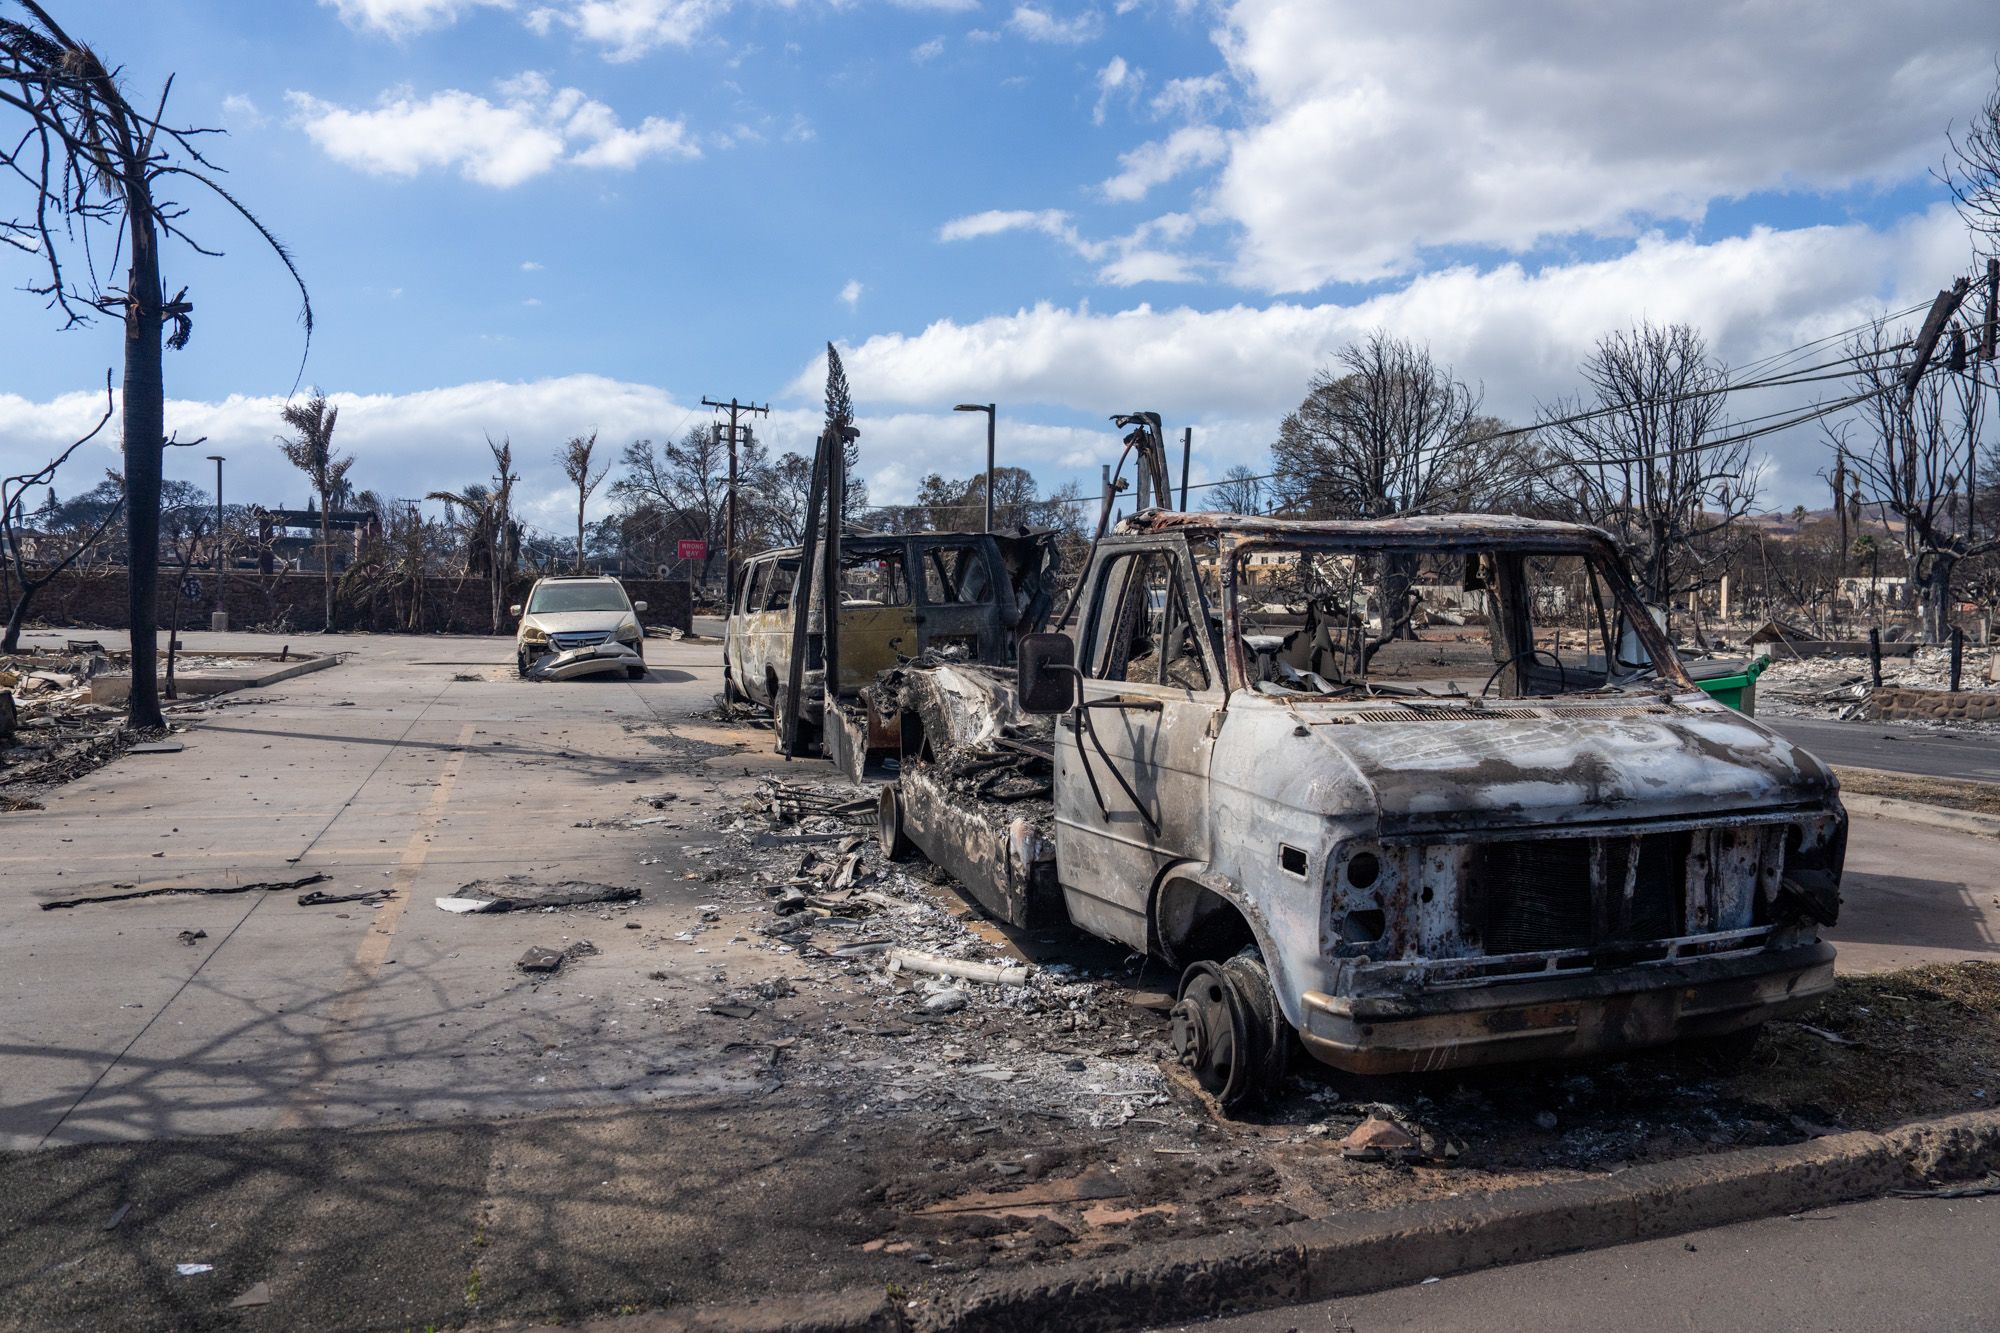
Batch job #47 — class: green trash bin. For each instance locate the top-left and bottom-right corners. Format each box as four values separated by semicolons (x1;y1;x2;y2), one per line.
1685;655;1771;714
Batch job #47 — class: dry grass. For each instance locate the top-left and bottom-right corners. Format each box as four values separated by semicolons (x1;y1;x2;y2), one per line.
1834;766;2000;818
1732;961;2000;1128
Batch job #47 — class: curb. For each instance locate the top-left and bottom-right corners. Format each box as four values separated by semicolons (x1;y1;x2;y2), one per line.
914;1108;2000;1332
1844;793;2000;840
617;1108;2000;1333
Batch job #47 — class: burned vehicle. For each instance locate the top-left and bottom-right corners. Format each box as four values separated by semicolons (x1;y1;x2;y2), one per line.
723;530;1057;762
876;512;1846;1108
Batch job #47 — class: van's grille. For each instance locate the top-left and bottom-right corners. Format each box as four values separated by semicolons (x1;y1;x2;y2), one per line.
1465;833;1689;954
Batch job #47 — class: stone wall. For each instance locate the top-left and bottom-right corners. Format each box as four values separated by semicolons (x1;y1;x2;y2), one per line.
6;569;692;636
1868;688;2000;723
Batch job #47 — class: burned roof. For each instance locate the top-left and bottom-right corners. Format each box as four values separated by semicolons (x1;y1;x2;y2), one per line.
1116;509;1618;551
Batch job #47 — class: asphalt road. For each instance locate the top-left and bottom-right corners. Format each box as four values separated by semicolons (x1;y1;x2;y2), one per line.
1163;1192;2000;1333
1766;716;2000;784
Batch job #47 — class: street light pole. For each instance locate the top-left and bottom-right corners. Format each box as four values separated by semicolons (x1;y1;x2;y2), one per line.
207;454;227;632
953;403;996;532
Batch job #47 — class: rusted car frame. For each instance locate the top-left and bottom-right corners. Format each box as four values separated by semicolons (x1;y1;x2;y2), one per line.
723;530;1056;765
879;511;1846;1107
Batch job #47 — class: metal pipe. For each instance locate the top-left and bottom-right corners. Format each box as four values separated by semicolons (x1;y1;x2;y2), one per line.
207;453;225;626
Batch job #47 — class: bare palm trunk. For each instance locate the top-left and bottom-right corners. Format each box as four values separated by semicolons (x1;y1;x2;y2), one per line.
123;208;166;730
576;481;586;574
320;507;333;630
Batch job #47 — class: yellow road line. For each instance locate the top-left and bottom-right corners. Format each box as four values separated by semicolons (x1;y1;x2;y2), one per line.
275;721;475;1129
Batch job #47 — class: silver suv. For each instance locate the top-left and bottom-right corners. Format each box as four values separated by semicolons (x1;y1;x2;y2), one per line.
511;576;649;679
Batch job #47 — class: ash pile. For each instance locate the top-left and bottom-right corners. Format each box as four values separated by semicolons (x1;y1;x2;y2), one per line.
705;777;1171;1128
0;641;145;803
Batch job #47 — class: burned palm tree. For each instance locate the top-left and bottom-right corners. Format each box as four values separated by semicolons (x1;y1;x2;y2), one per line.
277;391;351;631
556;431;606;574
1;3;310;727
428;437;518;633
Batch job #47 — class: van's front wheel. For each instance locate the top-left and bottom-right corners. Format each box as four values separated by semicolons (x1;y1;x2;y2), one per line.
1169;953;1288;1112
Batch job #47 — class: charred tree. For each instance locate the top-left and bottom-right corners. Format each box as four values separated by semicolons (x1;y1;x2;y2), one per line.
1;3;310;727
556;431;607;574
0;377;122;651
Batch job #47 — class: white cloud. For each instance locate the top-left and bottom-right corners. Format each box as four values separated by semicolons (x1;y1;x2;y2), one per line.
1210;0;1994;290
1100;124;1226;201
799;209;1969;503
938;208;1092;250
1149;73;1228;121
1007;4;1101;44
320;0;513;35
941;208;1209;283
287;74;697;187
911;36;946;64
1092;55;1140;125
841;279;864;307
220;94;268;130
528;0;729;60
521;260;544;271
885;0;978;9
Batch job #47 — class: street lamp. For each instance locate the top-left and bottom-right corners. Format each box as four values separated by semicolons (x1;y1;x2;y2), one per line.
953;403;996;532
206;454;226;631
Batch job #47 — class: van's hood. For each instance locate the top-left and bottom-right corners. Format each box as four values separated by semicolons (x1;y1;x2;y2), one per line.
524;611;634;635
1219;695;1837;837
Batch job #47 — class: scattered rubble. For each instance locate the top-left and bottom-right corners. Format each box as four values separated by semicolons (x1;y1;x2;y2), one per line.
1758;646;2000;726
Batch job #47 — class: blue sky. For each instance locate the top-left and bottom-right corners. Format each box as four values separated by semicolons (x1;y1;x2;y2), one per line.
0;0;1994;537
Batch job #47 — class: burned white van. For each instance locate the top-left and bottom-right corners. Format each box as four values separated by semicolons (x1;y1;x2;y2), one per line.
878;513;1845;1108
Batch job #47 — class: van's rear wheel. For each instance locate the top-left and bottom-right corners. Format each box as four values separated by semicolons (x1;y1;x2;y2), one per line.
877;784;917;861
1169;953;1288;1111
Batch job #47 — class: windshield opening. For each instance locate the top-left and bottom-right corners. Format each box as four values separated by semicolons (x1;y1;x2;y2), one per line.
1228;543;1671;699
527;582;630;614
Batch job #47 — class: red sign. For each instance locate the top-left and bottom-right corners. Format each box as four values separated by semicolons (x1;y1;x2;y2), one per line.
677;539;708;561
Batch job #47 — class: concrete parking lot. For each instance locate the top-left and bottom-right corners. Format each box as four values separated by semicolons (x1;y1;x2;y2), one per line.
1;628;1996;1330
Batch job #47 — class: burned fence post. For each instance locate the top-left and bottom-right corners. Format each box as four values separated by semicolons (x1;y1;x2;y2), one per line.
1950;624;1965;692
1868;626;1883;688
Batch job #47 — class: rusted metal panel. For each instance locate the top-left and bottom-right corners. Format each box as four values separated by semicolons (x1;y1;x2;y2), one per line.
898;765;1060;928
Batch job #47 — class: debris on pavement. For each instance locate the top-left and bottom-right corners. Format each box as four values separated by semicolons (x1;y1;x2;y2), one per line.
176;929;208;946
887;948;1031;987
516;946;565;973
228;1282;273;1309
174;1264;214;1277
434;877;639;913
1339;1116;1421;1162
41;872;330;911
297;888;391;907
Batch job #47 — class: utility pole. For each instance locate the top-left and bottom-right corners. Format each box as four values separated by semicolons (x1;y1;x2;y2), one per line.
702;395;769;610
953;404;997;531
207;454;226;631
1178;427;1192;511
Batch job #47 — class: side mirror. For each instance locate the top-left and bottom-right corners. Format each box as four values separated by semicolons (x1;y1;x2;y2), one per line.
631;600;648;613
1018;632;1077;714
508;603;523;617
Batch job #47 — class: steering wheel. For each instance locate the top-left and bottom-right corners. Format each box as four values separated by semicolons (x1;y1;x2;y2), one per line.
1481;648;1568;698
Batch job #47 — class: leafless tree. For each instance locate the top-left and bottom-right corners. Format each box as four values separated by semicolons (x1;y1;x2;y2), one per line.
429;437;517;633
1830;320;1994;641
158;487;211;697
1539;322;1760;617
0;376;121;650
1942;62;2000;258
2;3;310;726
1272;333;1529;519
1212;464;1265;515
276;391;350;631
555;431;607;574
611;425;759;585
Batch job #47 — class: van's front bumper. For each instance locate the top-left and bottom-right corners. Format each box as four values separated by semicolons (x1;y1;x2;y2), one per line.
1297;940;1835;1075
